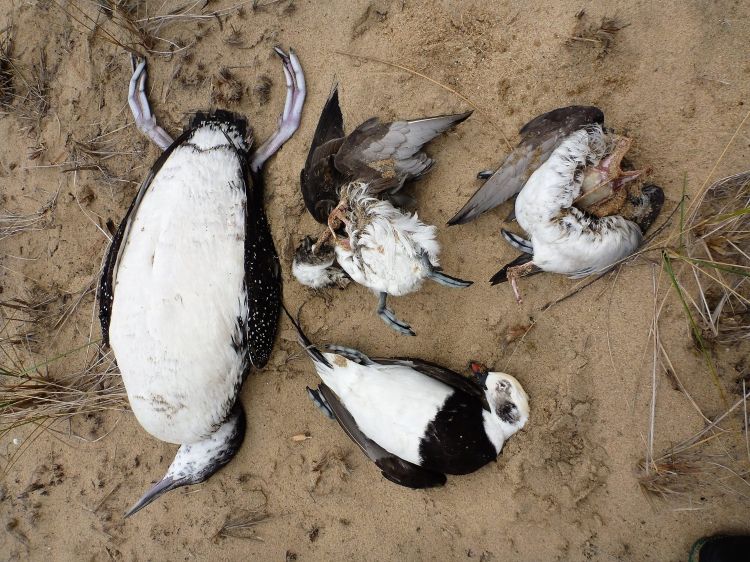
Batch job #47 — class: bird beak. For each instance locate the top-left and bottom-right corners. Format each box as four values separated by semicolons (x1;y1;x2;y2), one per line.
124;475;181;518
470;361;489;389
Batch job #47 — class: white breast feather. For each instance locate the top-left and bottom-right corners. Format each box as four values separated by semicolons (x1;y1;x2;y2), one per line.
515;126;643;277
314;356;452;465
481;411;506;454
335;194;441;296
109;143;247;444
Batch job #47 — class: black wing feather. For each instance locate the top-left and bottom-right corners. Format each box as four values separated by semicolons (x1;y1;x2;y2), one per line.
241;167;281;369
301;86;346;224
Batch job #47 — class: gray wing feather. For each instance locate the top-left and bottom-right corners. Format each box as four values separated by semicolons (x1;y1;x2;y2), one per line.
335;111;471;192
447;132;564;225
448;105;604;225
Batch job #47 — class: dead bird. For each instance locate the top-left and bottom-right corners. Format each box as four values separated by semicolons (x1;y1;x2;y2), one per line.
316;181;471;336
446;105;663;302
288;310;529;488
293;86;471;289
448;105;646;225
98;48;305;516
491;122;663;303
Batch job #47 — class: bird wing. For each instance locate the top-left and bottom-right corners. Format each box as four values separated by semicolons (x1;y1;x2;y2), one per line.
301;86;346;224
447;105;604;225
334;112;472;194
317;384;447;488
241;166;282;370
374;357;490;411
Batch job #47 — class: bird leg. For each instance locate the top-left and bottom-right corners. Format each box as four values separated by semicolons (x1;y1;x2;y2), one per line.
128;56;174;150
419;252;473;288
506;261;537;304
250;48;307;172
377;292;415;336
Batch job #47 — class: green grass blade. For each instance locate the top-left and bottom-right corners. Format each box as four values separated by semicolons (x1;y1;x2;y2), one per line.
662;251;727;404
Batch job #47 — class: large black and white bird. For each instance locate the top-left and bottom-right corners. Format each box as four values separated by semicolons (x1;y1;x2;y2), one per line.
97;48;305;516
447;106;664;303
292;86;471;290
314;180;472;336
289;312;529;487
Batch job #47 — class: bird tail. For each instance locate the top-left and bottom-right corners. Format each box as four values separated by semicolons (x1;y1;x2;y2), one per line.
280;304;332;369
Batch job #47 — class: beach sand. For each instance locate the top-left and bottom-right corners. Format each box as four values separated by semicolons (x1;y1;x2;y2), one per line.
1;1;748;560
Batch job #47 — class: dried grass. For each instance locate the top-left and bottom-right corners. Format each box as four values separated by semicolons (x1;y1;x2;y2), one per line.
568;11;630;57
0;189;58;243
57;0;257;58
0;343;127;473
213;490;270;542
639;389;750;505
0;26;13;108
0;31;50;138
641;168;750;505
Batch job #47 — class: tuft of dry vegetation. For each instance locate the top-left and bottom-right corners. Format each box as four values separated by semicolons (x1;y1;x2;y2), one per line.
641;169;750;507
0;190;58;244
211;67;244;105
0;26;13;108
65;124;145;190
213;491;270;542
0;36;50;138
57;0;257;59
0;345;127;474
568;11;630;58
638;387;750;505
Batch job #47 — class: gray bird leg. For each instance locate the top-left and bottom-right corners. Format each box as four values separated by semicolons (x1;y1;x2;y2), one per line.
501;229;533;254
307;387;334;419
420;252;473;288
377;292;415;336
128;56;174;150
250;48;306;172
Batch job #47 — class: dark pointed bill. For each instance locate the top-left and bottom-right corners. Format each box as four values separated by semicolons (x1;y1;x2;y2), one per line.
470;361;489;388
124;475;181;518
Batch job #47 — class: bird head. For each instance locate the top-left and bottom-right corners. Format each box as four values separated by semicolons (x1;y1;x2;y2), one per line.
294;235;336;266
470;362;529;435
124;404;246;518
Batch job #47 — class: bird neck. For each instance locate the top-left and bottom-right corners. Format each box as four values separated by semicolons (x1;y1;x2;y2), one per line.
166;402;246;483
